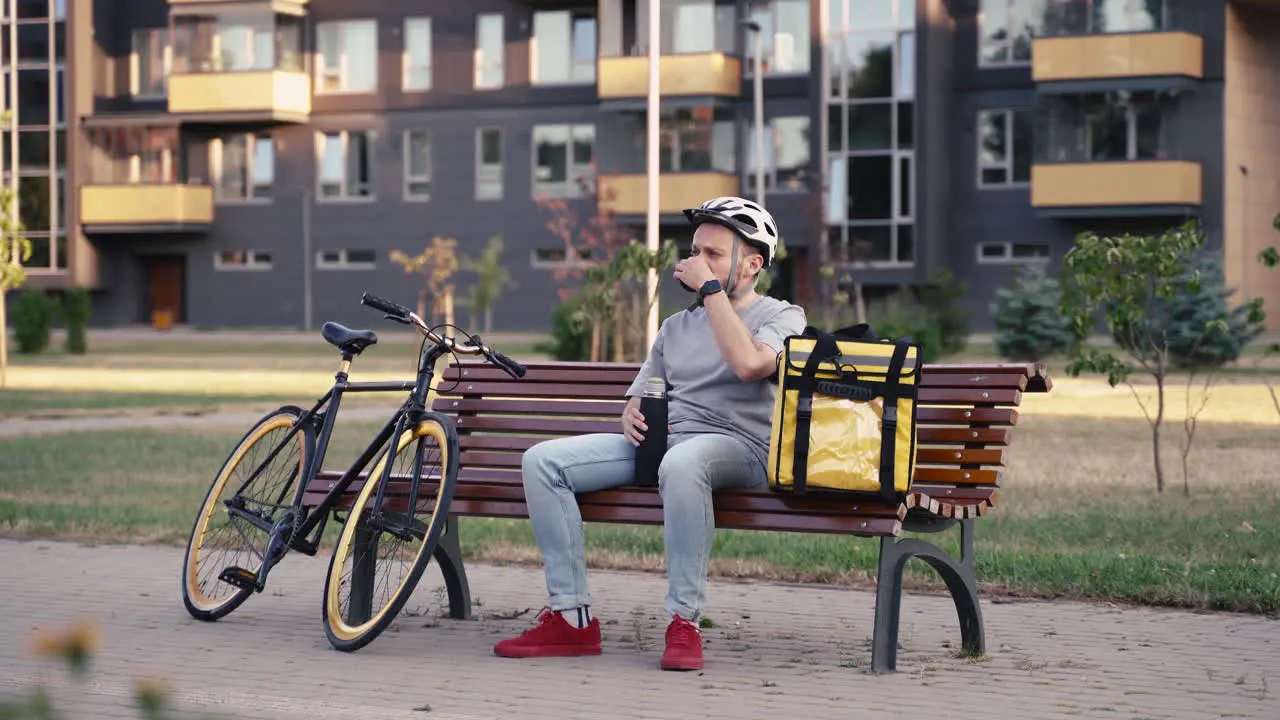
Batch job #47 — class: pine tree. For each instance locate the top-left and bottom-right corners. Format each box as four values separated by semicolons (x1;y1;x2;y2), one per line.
991;263;1074;362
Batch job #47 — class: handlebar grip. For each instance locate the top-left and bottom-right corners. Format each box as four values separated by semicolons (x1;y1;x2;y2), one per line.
490;349;527;379
361;292;411;319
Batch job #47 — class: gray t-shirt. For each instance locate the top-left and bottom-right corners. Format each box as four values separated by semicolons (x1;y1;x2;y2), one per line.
624;295;808;468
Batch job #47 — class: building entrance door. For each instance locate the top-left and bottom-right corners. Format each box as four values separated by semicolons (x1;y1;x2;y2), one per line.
145;255;186;325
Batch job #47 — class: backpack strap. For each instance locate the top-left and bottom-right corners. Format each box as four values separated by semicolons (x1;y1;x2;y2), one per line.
876;338;912;503
791;329;841;498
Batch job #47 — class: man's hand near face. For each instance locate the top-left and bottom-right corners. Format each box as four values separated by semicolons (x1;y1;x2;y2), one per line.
673;254;716;289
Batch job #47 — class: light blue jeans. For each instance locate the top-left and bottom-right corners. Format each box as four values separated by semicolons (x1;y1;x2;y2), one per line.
521;431;768;621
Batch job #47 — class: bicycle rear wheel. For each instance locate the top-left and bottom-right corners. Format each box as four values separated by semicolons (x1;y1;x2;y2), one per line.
182;406;315;621
322;411;459;652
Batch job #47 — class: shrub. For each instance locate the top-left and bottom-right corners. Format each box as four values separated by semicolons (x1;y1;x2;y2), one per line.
873;289;945;364
63;287;91;355
1113;252;1265;371
12;289;54;354
991;263;1074;362
535;296;597;362
916;269;969;357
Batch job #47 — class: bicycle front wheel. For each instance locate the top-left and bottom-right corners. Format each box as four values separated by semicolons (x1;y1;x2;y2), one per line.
182;405;315;621
322;412;459;652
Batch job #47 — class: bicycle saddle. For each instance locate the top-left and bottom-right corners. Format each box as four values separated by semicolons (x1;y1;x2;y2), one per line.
322;321;379;355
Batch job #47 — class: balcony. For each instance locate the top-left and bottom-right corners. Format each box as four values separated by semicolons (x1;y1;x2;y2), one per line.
1030;161;1202;215
168;71;309;123
598;173;740;216
80;185;214;234
1032;32;1204;84
598;53;743;99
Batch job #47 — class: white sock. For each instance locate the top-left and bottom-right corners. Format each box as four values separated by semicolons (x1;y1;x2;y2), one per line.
558;606;592;629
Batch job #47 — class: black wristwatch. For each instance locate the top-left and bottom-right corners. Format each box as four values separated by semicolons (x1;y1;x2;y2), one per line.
698;279;724;299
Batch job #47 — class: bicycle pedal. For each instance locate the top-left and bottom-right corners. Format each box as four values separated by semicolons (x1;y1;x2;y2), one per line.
218;566;261;592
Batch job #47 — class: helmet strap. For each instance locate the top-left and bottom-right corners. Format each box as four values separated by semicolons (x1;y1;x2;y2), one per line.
725;236;743;298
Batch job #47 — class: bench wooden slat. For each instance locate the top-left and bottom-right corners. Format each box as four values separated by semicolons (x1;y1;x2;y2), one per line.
306;473;909;520
440;381;1024;407
915;448;1005;466
437;399;1019;427
434;398;624;417
443;366;1031;392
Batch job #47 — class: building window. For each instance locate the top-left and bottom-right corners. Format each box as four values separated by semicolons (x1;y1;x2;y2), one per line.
316;20;378;93
532;246;596;269
977;109;1032;187
825;0;914;266
317;130;374;200
532;10;596;85
86;127;178;184
979;0;1036;67
636;0;737;54
131;28;170;97
476;126;503;200
171;13;299;72
745;116;811;194
211;134;273;201
532;124;594;199
744;0;811;75
658;107;737;173
977;241;1051;264
1037;0;1169;37
474;13;504;90
404;129;431;200
215;249;273;270
1034;91;1170;163
317;249;377;270
403;17;432;91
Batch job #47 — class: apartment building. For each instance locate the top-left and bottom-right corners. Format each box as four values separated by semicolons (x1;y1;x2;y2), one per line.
7;0;1278;331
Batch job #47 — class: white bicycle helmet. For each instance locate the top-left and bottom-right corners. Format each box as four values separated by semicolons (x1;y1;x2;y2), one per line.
683;196;780;268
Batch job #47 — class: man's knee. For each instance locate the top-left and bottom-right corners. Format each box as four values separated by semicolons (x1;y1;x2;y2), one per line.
521;437;564;490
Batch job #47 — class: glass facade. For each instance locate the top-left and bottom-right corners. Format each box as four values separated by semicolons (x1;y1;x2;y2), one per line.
3;0;67;273
824;0;914;266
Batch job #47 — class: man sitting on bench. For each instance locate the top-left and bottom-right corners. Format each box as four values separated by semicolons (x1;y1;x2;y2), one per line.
493;196;808;671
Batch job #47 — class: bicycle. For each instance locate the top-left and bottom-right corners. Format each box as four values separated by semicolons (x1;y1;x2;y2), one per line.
179;291;526;652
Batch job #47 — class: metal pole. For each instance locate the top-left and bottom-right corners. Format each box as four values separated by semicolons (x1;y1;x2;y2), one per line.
302;186;312;331
751;23;765;206
644;0;660;352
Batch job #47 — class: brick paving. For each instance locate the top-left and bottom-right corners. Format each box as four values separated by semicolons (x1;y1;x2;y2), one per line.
2;539;1276;720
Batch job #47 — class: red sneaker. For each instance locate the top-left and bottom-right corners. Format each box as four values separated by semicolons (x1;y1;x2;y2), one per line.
660;614;703;671
493;607;602;659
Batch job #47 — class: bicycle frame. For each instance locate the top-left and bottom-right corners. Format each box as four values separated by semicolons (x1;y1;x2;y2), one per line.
224;335;457;559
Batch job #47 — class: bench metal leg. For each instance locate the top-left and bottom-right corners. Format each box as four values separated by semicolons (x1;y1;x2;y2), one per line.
432;515;472;620
870;518;984;674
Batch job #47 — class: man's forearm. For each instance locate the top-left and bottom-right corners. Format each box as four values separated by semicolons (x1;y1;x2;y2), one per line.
702;291;771;380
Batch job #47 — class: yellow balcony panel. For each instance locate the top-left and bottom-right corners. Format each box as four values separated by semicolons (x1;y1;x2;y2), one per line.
598;53;742;99
168;0;308;10
1030;161;1202;210
598;173;740;215
168;71;310;123
80;185;214;234
1032;32;1203;82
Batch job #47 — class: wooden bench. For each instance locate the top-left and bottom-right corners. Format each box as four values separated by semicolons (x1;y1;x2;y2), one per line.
306;359;1052;673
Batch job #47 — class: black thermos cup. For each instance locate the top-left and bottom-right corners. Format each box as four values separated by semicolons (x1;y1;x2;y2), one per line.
633;377;668;487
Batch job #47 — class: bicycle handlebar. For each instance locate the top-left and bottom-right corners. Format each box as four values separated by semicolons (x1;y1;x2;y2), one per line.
360;291;527;379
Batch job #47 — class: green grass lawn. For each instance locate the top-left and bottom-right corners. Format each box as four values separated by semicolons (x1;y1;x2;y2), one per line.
1;413;1275;614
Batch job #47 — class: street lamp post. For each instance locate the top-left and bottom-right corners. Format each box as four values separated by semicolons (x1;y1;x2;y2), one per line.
741;18;766;208
644;0;661;352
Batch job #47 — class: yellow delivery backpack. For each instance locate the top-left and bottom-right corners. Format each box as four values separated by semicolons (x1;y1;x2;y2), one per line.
767;324;921;502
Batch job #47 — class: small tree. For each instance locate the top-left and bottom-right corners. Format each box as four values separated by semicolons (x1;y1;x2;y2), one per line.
0;183;31;388
461;235;515;334
1059;222;1214;494
536;174;676;362
1258;216;1279;418
1138;253;1268;495
389;236;459;328
992;263;1074;362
